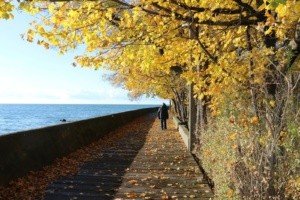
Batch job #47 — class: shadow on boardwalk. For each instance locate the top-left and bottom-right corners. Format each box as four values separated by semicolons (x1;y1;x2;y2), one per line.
45;114;155;200
45;113;213;199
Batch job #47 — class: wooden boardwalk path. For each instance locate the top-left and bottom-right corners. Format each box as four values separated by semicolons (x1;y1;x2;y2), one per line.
45;113;213;199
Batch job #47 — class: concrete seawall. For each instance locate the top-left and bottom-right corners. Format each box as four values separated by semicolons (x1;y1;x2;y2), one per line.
0;107;158;186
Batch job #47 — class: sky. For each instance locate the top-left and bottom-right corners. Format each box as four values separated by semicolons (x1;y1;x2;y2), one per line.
0;10;166;105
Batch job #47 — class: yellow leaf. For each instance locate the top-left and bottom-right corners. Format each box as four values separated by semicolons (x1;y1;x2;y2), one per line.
269;100;276;108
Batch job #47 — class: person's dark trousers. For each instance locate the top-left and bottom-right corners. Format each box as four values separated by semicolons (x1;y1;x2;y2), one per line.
161;119;167;130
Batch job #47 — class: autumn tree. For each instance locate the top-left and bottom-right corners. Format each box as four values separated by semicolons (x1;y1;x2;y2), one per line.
1;0;300;199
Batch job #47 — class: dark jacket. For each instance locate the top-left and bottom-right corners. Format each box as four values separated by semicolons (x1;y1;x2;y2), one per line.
158;104;169;120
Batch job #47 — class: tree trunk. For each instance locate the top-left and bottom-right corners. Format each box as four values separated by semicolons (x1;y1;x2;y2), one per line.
246;26;260;118
171;98;178;114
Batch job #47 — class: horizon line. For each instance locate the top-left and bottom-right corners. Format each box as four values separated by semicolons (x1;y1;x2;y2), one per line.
0;102;166;105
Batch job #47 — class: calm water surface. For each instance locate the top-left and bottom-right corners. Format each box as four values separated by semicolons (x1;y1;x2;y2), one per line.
0;104;157;135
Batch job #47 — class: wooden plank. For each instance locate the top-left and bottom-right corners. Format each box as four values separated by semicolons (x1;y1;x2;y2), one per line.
44;113;213;199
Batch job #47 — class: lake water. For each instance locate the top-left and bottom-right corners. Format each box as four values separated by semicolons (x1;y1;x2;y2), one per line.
0;104;158;135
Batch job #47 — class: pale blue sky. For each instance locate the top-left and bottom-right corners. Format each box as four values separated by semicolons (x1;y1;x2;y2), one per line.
0;10;165;105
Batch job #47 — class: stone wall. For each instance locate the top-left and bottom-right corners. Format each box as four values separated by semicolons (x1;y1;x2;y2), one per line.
0;107;157;185
173;116;189;149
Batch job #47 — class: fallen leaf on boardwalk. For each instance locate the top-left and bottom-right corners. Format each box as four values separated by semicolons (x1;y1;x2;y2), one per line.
161;193;170;199
128;179;138;185
125;191;137;198
140;192;146;197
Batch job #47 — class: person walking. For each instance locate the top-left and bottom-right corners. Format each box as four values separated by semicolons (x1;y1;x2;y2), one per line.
158;103;169;130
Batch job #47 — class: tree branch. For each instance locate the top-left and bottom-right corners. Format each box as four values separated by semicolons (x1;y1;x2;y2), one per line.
169;0;241;15
48;0;266;26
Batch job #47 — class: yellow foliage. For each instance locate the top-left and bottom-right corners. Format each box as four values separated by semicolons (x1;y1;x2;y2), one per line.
250;116;259;125
4;0;293;112
1;1;298;199
0;0;13;19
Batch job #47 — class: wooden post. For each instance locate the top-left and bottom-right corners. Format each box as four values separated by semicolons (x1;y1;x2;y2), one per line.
188;83;197;152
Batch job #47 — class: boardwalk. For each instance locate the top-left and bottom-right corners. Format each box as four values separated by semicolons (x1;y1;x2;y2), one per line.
45;113;213;199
